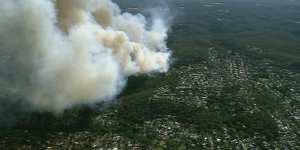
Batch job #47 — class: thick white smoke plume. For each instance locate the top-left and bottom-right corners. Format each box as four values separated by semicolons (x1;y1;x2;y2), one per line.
0;0;171;112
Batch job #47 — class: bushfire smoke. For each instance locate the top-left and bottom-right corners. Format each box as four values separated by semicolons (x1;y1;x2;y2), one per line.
0;0;171;112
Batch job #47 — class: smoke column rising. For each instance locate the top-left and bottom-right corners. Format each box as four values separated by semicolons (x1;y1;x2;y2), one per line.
0;0;171;112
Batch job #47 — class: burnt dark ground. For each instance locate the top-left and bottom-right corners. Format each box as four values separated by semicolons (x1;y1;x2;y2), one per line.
1;0;300;149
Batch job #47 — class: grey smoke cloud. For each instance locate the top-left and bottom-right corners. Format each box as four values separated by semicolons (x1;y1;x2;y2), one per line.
0;0;171;113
